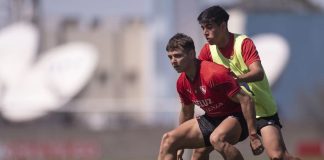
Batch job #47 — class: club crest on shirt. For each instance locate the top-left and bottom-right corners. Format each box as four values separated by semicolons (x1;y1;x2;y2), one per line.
199;86;206;95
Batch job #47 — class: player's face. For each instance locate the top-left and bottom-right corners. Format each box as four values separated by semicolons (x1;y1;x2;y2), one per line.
167;49;194;73
200;22;226;46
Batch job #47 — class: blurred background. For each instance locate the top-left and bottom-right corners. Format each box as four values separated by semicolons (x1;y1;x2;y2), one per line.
0;0;323;159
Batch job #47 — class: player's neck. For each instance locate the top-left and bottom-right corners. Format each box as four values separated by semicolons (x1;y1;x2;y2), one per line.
186;59;199;82
218;32;231;49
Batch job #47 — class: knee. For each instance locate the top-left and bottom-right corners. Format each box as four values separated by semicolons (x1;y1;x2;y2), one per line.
192;148;210;160
160;132;177;152
209;133;226;151
268;150;285;160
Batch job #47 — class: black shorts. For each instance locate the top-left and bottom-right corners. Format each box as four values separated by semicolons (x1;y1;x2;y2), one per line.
196;112;248;147
256;113;283;135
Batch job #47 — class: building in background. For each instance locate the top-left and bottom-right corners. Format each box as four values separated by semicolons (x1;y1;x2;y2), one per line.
0;0;324;159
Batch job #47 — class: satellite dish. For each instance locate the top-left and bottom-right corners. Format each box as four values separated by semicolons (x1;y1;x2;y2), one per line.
1;72;58;122
34;42;98;101
1;42;98;122
252;33;290;86
228;8;246;34
0;22;38;87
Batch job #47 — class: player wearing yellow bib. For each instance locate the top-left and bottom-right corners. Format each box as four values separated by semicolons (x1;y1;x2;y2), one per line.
191;5;300;160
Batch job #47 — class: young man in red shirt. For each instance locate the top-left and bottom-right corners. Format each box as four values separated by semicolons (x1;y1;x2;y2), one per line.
157;33;263;160
192;5;300;160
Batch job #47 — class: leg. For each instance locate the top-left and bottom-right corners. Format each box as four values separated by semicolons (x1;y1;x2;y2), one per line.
191;147;213;160
258;113;301;160
261;125;287;160
261;125;302;160
209;116;244;160
158;118;205;160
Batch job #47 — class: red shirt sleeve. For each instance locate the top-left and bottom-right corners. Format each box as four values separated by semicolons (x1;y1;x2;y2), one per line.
219;81;241;97
198;43;213;61
242;38;261;66
176;78;192;105
221;74;240;97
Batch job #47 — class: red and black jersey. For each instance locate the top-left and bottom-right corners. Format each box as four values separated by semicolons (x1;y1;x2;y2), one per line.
177;60;241;117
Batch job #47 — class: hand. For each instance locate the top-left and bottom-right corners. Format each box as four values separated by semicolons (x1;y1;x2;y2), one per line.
249;133;264;155
177;149;184;160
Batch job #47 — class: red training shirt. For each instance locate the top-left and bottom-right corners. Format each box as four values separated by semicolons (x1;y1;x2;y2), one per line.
177;60;242;117
198;33;260;66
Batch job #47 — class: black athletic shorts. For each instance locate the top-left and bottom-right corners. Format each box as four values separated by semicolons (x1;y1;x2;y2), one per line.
196;112;248;147
256;113;283;135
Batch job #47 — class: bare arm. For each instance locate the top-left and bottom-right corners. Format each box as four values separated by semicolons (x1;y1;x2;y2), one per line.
229;89;263;155
179;103;195;125
236;61;264;83
229;89;257;135
176;103;195;159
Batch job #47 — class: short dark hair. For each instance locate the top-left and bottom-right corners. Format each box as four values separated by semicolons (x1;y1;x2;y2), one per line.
166;33;195;53
197;5;229;25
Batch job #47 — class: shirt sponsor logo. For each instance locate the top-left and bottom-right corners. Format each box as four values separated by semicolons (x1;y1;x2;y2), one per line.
193;98;212;107
193;99;224;113
204;103;224;112
199;86;206;95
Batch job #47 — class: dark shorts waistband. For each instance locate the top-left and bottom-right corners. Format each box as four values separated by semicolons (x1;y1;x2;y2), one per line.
256;113;282;135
